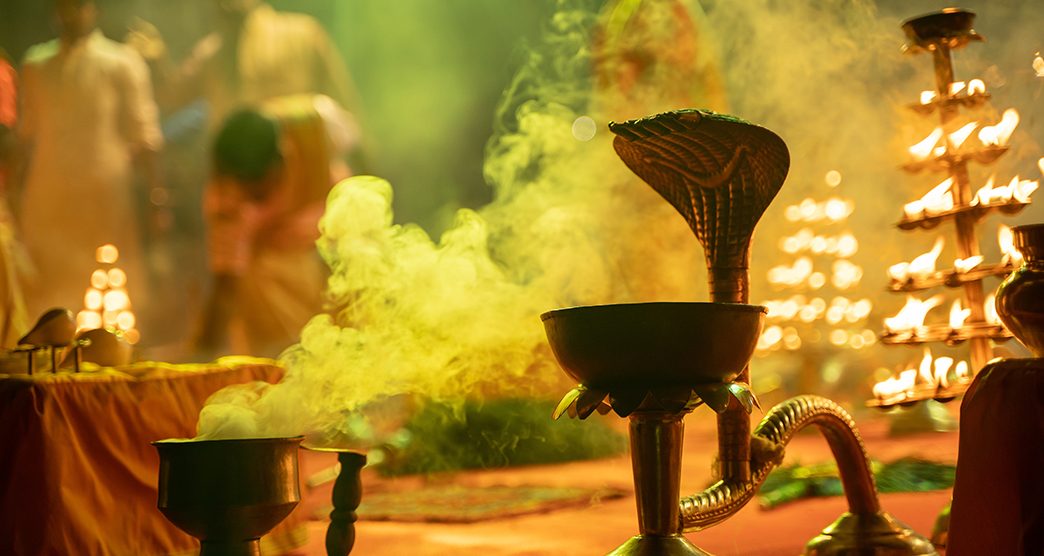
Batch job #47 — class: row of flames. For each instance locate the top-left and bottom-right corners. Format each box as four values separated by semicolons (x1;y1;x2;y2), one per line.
918;79;986;106
763;295;873;325
907;106;1019;162
888;224;1023;283
779;228;859;258
883;294;1000;336
767;257;864;290
76;244;140;345
903;174;1039;220
758;325;877;352
783;196;854;224
872;347;972;404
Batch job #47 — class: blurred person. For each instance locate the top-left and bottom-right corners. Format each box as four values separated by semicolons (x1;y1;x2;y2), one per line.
0;49;30;346
194;94;356;359
128;0;358;130
17;0;163;322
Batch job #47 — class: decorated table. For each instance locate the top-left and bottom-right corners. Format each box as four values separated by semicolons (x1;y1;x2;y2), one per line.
0;357;309;556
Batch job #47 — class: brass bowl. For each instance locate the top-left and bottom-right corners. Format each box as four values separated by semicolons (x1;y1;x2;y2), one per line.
154;437;302;555
902;8;981;49
541;302;765;390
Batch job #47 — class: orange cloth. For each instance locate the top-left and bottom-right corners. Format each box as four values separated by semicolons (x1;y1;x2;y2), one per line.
948;358;1044;555
0;359;310;556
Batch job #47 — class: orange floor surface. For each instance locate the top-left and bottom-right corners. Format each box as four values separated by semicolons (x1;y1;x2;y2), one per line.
292;407;958;556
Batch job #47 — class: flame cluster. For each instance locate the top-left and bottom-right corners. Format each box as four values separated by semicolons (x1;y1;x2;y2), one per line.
883;293;1002;336
779;229;859;258
907;107;1020;163
872;348;971;404
758;295;874;352
767;257;864;291
918;79;987;105
888;225;1023;284
77;244;139;344
783;197;854;224
758;323;876;352
971;175;1038;206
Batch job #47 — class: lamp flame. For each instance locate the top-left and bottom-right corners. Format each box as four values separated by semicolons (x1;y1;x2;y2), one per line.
948;122;978;150
933;356;955;389
998;224;1024;267
967;79;986;96
954;255;983;274
884;294;944;334
767;257;814;287
904;178;954;219
909;127;944;160
949;299;971;330
977;108;1019;146
973;175;1038;206
872;348;972;403
984;293;1001;325
888;237;944;282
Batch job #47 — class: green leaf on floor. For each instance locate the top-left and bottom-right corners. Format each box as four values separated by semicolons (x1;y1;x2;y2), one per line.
757;457;956;509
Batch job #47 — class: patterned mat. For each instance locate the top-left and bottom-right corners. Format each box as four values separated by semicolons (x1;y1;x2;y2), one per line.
354;485;628;523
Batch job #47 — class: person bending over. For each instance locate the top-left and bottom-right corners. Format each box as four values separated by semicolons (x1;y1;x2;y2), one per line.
194;95;354;359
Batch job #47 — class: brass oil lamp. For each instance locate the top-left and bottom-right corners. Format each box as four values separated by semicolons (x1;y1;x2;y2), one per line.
543;110;937;555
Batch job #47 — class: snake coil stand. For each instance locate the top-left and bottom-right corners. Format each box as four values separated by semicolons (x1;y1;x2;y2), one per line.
543;110;937;555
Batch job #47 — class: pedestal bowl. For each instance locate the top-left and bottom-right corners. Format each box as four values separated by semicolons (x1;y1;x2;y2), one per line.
541;302;765;390
154;436;303;556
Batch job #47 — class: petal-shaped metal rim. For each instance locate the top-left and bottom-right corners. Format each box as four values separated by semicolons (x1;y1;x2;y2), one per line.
576;387;609;419
552;386;584;421
553;380;758;420
692;383;732;413
727;382;758;414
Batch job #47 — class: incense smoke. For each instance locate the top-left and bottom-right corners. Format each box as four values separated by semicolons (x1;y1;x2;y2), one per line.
196;0;1044;440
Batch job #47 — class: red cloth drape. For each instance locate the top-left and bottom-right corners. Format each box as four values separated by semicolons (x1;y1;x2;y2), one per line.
948;358;1044;555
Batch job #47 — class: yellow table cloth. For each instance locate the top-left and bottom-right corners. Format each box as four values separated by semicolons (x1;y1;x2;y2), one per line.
0;357;308;556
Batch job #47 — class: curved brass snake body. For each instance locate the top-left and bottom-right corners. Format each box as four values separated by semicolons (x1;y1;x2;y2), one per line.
680;395;879;531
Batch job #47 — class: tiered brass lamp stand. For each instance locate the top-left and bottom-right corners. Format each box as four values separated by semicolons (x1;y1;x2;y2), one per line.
875;8;1028;405
543;110;937;555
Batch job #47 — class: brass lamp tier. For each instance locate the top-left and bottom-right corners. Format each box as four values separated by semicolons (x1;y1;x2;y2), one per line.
885;8;1010;378
887;261;1015;292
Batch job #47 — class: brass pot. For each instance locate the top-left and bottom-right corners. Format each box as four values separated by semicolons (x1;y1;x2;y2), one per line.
995;224;1044;356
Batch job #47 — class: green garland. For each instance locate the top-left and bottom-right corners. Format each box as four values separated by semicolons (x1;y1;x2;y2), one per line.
758;457;956;509
378;398;627;476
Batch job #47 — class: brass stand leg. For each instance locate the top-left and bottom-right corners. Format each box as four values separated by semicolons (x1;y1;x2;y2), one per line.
199;538;261;556
610;411;709;556
326;451;367;556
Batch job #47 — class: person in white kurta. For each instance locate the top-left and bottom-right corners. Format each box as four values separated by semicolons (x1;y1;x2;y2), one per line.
18;1;163;322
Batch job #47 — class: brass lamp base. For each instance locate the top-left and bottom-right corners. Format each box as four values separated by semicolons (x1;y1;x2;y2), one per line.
805;512;938;555
608;535;711;556
199;539;262;556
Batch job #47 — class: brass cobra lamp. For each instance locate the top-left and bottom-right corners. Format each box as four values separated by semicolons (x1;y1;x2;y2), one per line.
544;110;936;555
